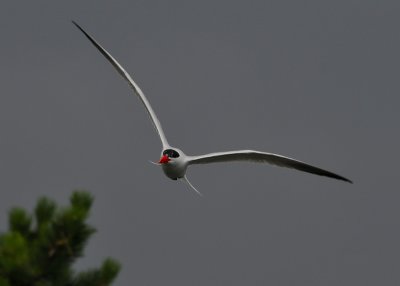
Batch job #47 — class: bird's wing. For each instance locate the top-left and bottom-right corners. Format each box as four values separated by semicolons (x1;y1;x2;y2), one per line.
188;150;352;183
72;21;169;149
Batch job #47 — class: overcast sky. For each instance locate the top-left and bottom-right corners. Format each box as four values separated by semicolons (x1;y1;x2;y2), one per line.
1;1;399;285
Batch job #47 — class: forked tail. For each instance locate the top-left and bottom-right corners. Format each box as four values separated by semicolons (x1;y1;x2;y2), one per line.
182;176;203;196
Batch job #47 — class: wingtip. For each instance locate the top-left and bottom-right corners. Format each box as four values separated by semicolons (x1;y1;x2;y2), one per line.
71;20;84;31
339;176;353;184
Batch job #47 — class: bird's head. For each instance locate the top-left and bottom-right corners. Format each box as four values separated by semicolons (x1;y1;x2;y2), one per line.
158;149;180;164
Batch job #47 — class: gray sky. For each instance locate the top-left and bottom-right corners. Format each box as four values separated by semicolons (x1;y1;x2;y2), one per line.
1;1;399;285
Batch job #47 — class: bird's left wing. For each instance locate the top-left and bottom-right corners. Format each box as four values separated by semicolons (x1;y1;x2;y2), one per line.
188;150;352;183
72;21;170;149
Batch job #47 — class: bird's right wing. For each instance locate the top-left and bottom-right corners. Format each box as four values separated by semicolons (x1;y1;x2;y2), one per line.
188;150;352;183
72;21;170;149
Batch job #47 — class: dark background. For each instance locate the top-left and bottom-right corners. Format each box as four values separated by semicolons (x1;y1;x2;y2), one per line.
0;1;398;285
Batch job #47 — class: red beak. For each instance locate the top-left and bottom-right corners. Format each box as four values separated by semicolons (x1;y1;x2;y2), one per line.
158;154;170;164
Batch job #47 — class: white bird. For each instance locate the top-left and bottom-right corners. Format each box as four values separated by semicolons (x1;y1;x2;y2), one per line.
72;21;352;195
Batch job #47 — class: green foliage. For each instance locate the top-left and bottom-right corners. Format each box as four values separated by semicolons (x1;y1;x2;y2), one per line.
72;259;121;286
0;191;121;286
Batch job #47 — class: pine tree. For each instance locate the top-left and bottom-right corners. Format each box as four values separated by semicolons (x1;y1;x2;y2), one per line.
0;191;121;286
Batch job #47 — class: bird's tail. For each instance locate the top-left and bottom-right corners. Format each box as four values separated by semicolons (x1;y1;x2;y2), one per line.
182;175;202;196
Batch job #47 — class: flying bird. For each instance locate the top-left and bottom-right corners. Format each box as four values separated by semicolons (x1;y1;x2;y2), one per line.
72;21;352;195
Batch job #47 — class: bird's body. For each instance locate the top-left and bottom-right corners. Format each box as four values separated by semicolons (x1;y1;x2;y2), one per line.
73;21;352;195
160;148;188;180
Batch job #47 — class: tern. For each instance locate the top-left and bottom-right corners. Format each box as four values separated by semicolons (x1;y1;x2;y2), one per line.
73;21;352;195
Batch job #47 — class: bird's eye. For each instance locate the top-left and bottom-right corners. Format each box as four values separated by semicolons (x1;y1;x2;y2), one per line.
163;149;180;158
